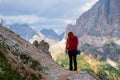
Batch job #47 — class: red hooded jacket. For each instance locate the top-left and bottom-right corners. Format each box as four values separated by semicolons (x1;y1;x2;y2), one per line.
66;35;78;50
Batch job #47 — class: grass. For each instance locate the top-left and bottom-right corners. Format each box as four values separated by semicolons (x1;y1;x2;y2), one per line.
112;50;120;54
20;54;32;64
31;73;39;80
56;55;93;71
55;54;120;80
0;51;25;80
0;42;42;80
30;60;42;70
19;54;42;71
97;61;120;80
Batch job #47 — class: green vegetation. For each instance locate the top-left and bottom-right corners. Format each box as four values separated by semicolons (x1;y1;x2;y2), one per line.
0;51;25;80
31;73;39;80
20;54;32;64
12;50;20;56
56;55;93;71
56;56;69;68
30;60;42;70
0;42;42;80
96;61;120;80
117;64;120;70
112;50;120;54
104;42;120;54
77;55;93;71
56;54;120;80
19;54;42;70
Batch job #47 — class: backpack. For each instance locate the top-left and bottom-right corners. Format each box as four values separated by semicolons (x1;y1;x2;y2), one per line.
67;36;78;50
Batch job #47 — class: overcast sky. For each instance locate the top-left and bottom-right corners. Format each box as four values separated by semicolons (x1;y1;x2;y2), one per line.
0;0;98;34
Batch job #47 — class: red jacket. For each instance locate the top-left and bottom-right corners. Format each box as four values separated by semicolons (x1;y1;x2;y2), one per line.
66;35;78;50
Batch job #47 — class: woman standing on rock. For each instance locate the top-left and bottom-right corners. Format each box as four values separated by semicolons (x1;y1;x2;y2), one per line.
66;31;78;71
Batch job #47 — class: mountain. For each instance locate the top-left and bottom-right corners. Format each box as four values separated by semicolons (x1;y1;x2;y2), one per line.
8;23;60;45
0;24;99;80
59;32;65;40
65;0;120;62
9;23;37;40
50;0;120;79
40;28;64;41
66;0;120;38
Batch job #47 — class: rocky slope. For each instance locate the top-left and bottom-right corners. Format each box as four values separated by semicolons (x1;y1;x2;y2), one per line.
0;26;100;80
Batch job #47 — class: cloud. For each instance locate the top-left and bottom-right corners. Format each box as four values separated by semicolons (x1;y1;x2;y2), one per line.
1;14;75;26
1;15;72;33
1;15;40;24
0;0;2;3
0;0;99;33
0;0;96;18
80;0;99;13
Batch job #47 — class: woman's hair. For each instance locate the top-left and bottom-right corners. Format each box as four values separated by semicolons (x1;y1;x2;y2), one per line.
68;31;74;38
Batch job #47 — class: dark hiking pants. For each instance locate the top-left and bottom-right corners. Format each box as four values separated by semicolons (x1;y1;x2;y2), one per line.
68;50;77;71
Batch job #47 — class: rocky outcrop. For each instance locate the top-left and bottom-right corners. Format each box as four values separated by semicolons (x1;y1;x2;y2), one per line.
38;40;50;54
32;40;51;56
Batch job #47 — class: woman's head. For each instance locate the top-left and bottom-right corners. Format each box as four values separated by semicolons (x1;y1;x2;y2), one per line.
68;31;74;38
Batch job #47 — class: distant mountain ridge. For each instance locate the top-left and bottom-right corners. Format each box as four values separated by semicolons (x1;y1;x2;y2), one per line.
9;23;37;40
8;23;64;42
40;28;64;41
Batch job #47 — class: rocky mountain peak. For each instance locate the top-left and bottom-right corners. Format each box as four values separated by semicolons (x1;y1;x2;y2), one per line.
32;40;51;56
66;0;120;38
9;23;37;40
40;28;64;41
65;0;120;71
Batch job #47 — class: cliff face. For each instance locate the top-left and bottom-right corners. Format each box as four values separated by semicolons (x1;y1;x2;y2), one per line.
0;26;100;80
66;0;120;38
65;0;120;63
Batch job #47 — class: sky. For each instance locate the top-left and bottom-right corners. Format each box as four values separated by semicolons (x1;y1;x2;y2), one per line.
0;0;98;34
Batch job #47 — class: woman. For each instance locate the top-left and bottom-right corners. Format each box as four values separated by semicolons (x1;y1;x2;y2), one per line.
66;31;78;71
